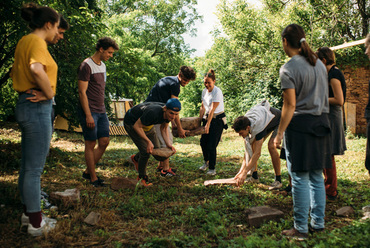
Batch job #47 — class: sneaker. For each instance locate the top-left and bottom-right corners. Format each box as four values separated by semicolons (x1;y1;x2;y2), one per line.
91;179;106;187
41;195;53;209
308;224;325;234
285;185;292;192
245;177;259;183
129;155;139;172
199;162;209;171
21;213;57;227
160;168;177;177
40;190;49;198
157;166;177;173
137;175;153;187
268;180;283;190
281;228;308;241
27;218;57;237
206;169;216;175
82;172;104;183
327;191;338;201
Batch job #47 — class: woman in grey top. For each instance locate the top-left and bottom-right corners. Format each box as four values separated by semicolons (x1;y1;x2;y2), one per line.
274;24;332;240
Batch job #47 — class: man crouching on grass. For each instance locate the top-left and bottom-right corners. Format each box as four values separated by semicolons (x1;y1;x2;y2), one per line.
124;98;181;186
232;101;282;190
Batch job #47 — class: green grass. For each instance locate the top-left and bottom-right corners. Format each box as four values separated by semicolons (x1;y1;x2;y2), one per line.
1;121;370;247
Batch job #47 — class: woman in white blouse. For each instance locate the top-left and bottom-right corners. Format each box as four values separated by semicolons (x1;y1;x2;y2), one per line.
198;69;226;175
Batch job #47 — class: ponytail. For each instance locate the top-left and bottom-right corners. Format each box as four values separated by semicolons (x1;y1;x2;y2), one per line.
282;24;317;66
21;2;59;30
204;69;216;81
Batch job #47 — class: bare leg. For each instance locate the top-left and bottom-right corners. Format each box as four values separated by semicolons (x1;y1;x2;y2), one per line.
161;159;170;170
84;137;109;182
268;135;281;176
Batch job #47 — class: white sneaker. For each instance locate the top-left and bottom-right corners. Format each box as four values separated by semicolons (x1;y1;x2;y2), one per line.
206;169;216;175
268;180;283;190
22;213;57;228
245;177;259;183
27;217;57;236
199;162;209;171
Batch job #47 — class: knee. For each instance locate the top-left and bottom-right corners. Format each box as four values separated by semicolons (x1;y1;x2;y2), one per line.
268;143;277;153
98;138;109;148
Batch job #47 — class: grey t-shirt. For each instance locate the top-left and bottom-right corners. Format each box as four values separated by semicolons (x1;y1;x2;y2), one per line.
280;55;329;115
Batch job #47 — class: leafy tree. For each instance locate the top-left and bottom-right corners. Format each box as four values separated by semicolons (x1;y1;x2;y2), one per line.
0;0;104;125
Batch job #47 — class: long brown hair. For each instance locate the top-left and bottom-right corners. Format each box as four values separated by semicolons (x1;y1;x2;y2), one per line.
21;2;59;30
316;47;336;65
282;24;317;66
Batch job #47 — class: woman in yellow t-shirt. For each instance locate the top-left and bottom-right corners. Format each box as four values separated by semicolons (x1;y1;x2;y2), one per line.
10;2;59;237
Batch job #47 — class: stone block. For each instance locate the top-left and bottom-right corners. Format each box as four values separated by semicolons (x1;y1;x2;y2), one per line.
111;177;137;190
50;188;80;204
204;178;237;186
246;206;284;227
336;206;355;217
84;211;101;225
179;117;202;130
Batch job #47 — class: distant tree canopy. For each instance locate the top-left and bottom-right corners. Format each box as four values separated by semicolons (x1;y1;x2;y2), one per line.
181;0;370;122
1;0;369;127
0;0;200;128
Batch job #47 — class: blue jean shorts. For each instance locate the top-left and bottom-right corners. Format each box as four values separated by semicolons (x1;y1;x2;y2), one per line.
78;108;110;141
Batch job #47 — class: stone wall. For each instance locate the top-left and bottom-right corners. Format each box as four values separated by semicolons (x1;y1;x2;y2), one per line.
342;65;370;134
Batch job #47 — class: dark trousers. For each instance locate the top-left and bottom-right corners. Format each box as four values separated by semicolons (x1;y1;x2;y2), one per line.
200;118;224;170
124;123;160;177
323;156;337;197
366;119;370;174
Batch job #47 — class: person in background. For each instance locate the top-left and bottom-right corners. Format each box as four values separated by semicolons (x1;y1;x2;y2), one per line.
198;69;227;175
317;47;347;200
39;15;70;210
48;15;70;131
10;2;60;236
124;99;182;186
139;66;196;177
232;100;282;190
78;37;119;187
364;34;370;176
274;24;331;240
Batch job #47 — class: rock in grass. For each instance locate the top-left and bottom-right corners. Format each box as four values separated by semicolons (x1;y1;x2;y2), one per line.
336;206;355;217
246;206;284;227
111;177;137;190
50;188;80;204
84;211;101;225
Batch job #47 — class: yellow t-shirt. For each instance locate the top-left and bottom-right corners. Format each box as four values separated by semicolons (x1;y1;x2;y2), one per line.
11;34;58;93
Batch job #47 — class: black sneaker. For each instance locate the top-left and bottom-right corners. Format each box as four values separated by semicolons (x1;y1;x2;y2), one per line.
82;172;104;183
91;179;106;187
160;168;177;177
309;224;325;234
156;167;177;173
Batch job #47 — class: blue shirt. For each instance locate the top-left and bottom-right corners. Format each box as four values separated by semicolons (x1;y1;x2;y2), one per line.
145;76;180;103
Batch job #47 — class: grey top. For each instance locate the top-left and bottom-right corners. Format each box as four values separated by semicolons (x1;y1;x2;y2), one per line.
280;55;329;116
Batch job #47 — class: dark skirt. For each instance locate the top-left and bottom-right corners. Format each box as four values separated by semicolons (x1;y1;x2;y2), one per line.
285;114;332;172
329;105;347;155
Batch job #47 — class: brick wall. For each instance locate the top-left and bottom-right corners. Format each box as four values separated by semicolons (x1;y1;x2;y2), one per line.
342;65;370;134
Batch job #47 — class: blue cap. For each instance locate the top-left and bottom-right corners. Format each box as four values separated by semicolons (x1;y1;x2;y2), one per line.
165;98;181;112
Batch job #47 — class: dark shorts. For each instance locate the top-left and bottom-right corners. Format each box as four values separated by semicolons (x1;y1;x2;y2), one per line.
78;108;110;141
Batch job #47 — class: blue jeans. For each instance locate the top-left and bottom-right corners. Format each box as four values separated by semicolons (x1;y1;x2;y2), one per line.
16;93;52;213
285;138;326;233
78;107;110;141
